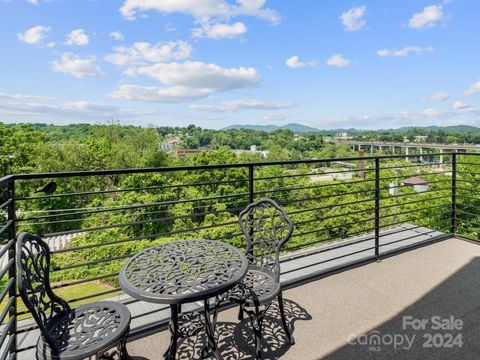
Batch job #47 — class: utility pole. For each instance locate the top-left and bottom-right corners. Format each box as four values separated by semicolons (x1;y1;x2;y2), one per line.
358;149;365;179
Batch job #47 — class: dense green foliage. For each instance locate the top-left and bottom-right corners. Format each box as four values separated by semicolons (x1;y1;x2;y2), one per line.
1;122;474;297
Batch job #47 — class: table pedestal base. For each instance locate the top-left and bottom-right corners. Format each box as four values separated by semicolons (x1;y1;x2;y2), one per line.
200;299;222;360
164;301;223;360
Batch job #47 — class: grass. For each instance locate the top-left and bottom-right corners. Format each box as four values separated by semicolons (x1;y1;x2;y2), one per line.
1;281;120;323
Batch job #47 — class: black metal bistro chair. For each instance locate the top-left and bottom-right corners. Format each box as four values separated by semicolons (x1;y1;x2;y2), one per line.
16;233;131;360
227;198;294;359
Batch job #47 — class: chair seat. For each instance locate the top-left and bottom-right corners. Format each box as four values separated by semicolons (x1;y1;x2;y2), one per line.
36;301;131;360
227;266;280;307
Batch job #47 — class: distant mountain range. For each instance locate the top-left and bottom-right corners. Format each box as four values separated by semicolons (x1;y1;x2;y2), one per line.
384;125;480;133
221;123;480;133
222;123;319;132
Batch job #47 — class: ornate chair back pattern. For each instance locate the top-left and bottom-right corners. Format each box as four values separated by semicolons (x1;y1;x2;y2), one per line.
239;198;293;281
16;232;71;353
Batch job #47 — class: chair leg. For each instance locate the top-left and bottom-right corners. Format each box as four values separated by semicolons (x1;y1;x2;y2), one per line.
247;305;265;360
278;292;294;345
201;299;222;360
120;333;130;360
238;304;244;320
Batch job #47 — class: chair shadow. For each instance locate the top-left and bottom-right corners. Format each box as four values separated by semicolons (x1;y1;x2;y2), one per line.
173;298;312;360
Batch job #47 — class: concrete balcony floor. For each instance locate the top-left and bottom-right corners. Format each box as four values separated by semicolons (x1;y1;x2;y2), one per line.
127;237;480;359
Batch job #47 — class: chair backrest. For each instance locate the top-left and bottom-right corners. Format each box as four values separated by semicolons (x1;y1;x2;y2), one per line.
16;232;70;352
239;198;293;281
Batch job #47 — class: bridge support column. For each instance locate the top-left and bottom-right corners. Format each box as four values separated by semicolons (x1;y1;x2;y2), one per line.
391;146;395;154
405;147;409;162
439;149;443;164
419;147;423;163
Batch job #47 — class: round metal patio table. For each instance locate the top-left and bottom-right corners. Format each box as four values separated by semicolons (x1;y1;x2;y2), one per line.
119;240;248;360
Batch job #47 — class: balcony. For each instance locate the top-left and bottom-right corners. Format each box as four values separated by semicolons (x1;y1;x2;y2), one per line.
128;237;480;360
1;151;480;359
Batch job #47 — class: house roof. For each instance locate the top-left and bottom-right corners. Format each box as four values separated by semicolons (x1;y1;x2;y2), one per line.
403;176;428;185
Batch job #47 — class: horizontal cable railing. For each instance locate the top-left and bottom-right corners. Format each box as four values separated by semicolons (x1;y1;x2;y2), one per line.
3;150;480;358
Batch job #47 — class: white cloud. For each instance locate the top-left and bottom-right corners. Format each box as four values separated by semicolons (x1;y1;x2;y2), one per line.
0;92;51;101
318;105;480;130
377;46;433;57
285;56;302;69
190;99;295;112
110;31;124;41
51;53;104;78
126;61;260;91
17;25;50;45
326;54;352;68
27;0;38;5
465;80;480;96
0;91;149;120
340;6;366;31
65;29;89;46
120;0;226;20
452;100;469;110
192;22;247;39
233;0;280;24
264;112;291;121
109;84;211;102
285;55;317;69
119;0;280;24
430;92;449;101
105;41;192;66
111;61;261;102
264;112;290;121
419;105;479;118
421;108;441;116
409;5;444;29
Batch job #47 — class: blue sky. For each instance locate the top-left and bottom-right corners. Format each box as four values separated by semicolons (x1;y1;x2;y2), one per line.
1;0;479;130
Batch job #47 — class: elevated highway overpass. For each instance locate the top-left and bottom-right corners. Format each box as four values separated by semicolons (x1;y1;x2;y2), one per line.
334;140;480;162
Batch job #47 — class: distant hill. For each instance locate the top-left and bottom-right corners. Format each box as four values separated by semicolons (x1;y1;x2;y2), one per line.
330;125;480;133
394;125;480;132
222;123;319;132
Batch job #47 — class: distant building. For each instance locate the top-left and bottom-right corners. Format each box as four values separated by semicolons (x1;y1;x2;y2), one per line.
334;132;353;141
323;136;334;143
159;142;175;151
159;137;183;152
234;145;269;158
402;176;429;193
414;135;428;143
174;146;210;158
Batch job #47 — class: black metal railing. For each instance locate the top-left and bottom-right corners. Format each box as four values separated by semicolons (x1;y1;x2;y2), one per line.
2;151;480;358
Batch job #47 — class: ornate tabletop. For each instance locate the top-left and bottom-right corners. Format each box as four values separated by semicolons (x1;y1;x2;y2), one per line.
119;240;248;305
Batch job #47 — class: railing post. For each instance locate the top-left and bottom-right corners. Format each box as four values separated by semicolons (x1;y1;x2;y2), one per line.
375;157;380;260
451;152;457;236
247;164;255;256
7;180;17;360
248;164;254;204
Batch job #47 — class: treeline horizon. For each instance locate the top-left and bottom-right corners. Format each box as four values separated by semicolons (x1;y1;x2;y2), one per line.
2;121;480;177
